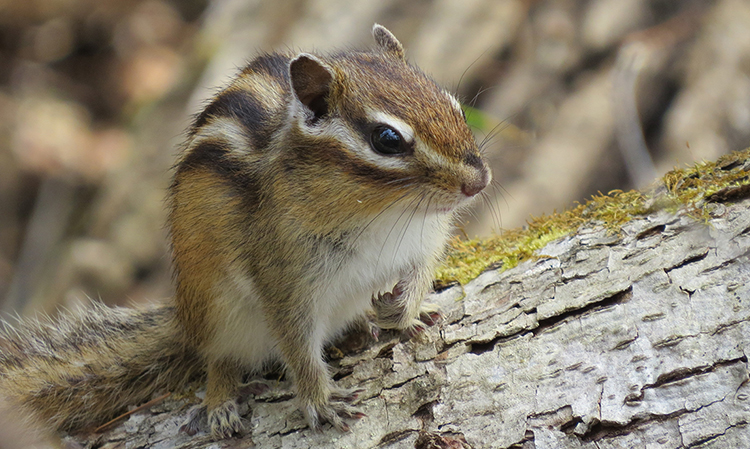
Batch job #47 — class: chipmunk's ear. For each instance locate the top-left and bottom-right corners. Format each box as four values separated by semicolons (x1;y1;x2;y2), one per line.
289;53;334;121
372;24;405;60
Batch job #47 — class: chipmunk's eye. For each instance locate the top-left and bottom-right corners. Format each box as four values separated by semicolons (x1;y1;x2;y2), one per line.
370;125;407;155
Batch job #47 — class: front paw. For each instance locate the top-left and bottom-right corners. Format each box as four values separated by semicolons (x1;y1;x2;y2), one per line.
301;387;365;432
179;400;245;440
372;288;442;334
209;399;244;439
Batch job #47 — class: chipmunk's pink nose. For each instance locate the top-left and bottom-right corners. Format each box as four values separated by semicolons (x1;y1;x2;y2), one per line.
461;167;490;197
461;183;482;197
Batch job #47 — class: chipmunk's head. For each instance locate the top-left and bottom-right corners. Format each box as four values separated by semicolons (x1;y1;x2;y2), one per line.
284;24;490;220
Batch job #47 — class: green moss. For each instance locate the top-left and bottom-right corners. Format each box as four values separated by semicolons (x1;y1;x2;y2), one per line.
437;147;750;285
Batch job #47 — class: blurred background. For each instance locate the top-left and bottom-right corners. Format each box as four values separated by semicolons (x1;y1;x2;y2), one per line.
1;0;749;319
1;0;750;445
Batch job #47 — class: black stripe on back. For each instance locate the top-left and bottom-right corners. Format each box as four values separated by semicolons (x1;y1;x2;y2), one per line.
177;142;261;199
191;90;275;150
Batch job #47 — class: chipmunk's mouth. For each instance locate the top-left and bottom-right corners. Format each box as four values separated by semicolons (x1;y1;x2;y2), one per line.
434;193;474;214
437;197;470;214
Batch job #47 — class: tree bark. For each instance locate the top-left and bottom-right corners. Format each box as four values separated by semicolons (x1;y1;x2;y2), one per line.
65;175;750;448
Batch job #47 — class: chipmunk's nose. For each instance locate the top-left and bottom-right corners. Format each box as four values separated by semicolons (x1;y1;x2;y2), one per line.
461;182;481;197
460;151;491;198
461;166;490;197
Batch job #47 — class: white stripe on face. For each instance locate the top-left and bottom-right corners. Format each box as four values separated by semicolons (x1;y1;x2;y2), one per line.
445;90;463;115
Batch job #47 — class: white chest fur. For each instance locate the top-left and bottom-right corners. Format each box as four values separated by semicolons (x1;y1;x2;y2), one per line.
317;207;453;334
205;207;453;367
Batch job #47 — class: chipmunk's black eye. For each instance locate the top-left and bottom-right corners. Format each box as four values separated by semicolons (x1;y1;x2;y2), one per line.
370;125;407;155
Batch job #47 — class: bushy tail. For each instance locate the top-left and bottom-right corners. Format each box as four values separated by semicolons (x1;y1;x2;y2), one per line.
0;302;203;432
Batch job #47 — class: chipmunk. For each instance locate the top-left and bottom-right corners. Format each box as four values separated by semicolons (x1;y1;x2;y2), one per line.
0;25;490;440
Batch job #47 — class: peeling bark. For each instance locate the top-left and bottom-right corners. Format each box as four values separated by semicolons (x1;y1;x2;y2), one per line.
63;193;750;448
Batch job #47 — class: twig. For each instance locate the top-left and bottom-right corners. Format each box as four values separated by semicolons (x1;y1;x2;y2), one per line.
93;392;172;433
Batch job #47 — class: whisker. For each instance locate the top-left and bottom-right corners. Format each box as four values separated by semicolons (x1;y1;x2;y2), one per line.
382;176;418;186
419;192;439;252
478;119;511;150
470;85;496;108
485;191;502;231
481;190;503;232
391;193;427;266
349;189;413;247
490;179;512;204
376;194;422;270
419;193;431;250
484;179;510;232
333;188;416;276
454;48;491;98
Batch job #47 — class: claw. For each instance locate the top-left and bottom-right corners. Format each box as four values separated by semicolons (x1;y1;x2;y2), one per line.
330;387;363;403
365;319;381;341
301;387;365;433
420;310;443;326
406;322;427;338
208;400;244;439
